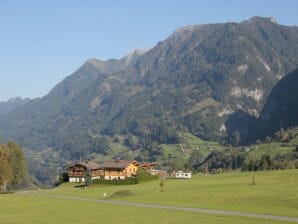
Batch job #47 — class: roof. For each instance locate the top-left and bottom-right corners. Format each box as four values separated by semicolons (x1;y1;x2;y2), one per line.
67;160;100;170
140;162;158;168
99;159;139;169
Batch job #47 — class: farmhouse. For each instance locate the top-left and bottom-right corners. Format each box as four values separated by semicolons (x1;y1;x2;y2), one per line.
100;159;140;180
140;162;160;175
67;160;102;183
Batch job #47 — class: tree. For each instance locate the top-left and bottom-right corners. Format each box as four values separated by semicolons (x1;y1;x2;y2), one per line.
159;179;164;192
7;141;27;185
230;132;241;146
0;145;12;192
265;136;271;143
124;134;138;149
0;157;13;192
187;150;204;170
0;142;27;192
90;136;111;155
84;168;92;187
169;160;179;173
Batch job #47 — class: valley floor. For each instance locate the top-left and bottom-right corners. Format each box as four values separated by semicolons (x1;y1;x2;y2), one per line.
1;169;297;224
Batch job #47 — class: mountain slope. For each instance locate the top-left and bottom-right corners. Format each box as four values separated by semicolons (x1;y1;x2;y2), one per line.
0;17;298;157
225;68;298;144
0;97;31;116
257;68;298;137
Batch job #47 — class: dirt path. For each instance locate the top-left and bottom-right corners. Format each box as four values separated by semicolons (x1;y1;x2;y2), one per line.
18;191;298;223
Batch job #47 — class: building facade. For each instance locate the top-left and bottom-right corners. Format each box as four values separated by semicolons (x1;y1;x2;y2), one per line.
100;159;140;180
67;160;102;183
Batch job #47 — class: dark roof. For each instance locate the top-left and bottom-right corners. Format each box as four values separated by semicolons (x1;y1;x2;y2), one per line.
99;159;139;169
67;160;100;170
141;162;158;167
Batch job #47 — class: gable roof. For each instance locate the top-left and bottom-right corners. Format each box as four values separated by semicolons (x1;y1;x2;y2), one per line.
67;160;100;170
140;162;158;168
99;159;139;169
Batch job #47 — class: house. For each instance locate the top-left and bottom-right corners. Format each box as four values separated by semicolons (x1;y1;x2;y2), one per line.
175;171;192;179
67;160;102;183
140;162;157;170
99;159;140;180
140;162;160;175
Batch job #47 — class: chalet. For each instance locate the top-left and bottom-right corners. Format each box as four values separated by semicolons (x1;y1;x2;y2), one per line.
100;159;140;180
67;160;102;183
140;162;160;175
140;162;157;170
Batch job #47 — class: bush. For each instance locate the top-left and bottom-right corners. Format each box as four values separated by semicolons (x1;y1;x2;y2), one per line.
92;169;159;185
136;169;159;183
110;190;132;198
55;172;69;186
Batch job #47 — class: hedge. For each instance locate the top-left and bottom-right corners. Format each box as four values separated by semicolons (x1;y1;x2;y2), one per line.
93;177;138;185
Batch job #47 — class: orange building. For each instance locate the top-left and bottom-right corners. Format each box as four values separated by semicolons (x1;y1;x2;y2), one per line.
100;159;140;180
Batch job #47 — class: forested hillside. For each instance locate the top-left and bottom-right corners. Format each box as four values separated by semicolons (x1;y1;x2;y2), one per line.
226;68;298;144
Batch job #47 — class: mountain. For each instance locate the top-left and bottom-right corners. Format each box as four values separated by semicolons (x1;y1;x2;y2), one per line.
226;68;298;143
0;16;298;158
258;68;298;134
0;97;31;116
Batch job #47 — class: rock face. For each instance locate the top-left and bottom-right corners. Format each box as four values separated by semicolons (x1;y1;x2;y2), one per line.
0;16;298;153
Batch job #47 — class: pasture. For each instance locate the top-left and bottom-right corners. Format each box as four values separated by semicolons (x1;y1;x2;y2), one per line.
0;169;297;224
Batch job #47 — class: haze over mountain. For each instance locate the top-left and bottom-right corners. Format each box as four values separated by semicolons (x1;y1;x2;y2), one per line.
0;16;298;158
0;97;31;116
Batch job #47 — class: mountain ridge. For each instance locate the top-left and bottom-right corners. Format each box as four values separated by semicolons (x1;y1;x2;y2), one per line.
0;97;31;116
0;17;298;158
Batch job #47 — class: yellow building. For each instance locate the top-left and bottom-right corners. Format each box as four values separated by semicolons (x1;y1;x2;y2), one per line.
100;159;140;180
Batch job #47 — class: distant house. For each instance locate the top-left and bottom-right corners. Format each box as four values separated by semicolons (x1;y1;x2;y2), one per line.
175;171;192;179
140;162;160;175
67;160;102;183
99;159;140;180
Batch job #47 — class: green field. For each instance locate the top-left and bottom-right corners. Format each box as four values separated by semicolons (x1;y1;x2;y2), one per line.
1;169;296;224
248;143;295;158
0;194;290;224
248;127;298;159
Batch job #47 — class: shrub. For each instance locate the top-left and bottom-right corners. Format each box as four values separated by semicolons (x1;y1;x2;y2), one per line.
137;169;159;183
110;190;132;198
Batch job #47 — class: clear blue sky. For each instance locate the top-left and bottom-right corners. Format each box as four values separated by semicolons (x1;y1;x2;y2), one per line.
0;0;297;101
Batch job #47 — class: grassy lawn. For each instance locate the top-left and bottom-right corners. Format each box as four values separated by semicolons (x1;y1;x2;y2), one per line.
30;169;298;218
0;194;290;224
248;143;295;159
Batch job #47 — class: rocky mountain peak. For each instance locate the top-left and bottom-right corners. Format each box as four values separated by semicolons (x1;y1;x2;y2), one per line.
244;16;279;25
122;48;147;66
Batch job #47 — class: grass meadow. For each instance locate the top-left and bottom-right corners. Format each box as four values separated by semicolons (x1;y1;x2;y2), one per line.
0;169;297;223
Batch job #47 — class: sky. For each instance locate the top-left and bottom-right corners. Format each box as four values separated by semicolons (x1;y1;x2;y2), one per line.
0;0;297;101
